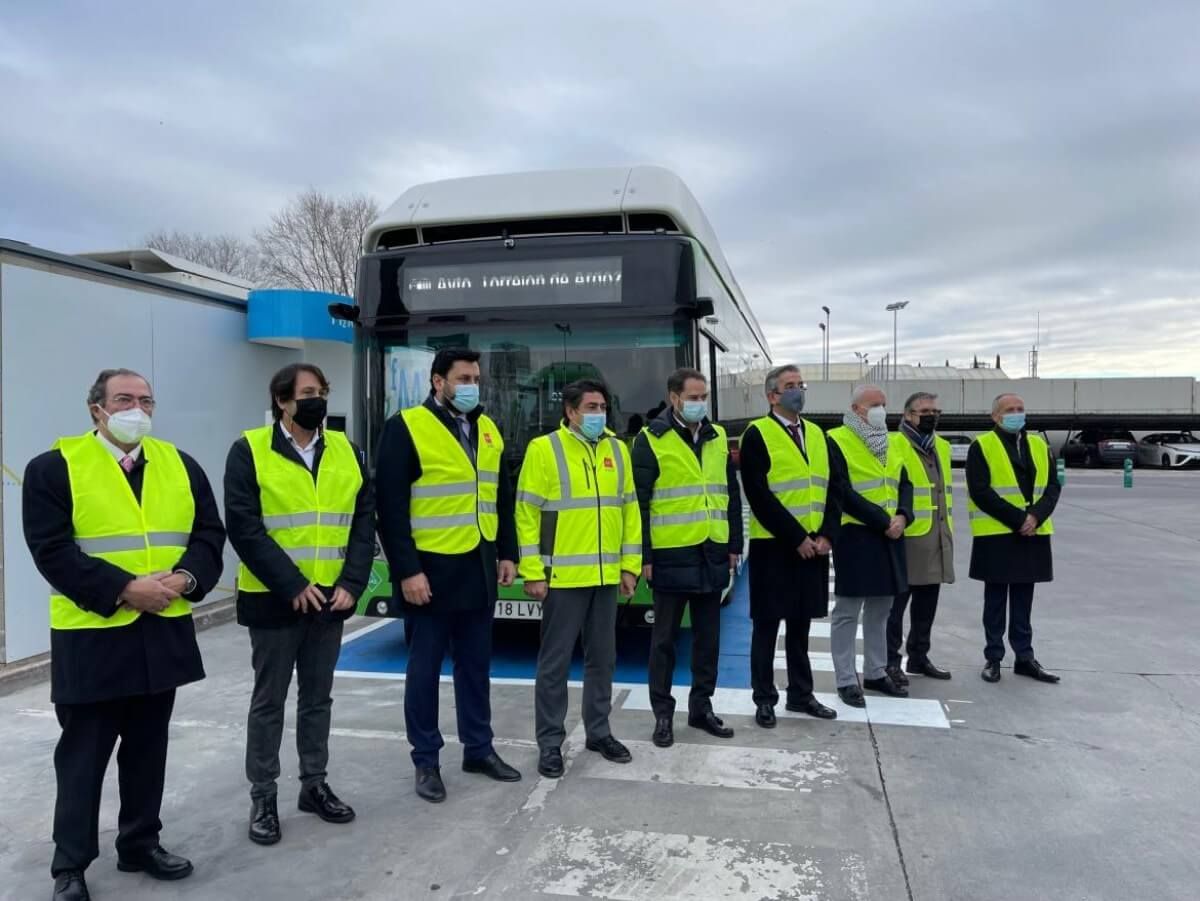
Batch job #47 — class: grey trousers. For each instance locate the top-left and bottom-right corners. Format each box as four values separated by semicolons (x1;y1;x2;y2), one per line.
831;594;891;688
535;586;618;750
246;618;344;799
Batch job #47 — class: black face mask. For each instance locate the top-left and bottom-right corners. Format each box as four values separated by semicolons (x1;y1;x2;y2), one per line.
916;414;939;435
292;397;327;430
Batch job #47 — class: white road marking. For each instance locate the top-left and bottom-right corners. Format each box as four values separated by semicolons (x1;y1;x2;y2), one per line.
780;621;861;639
521;723;586;814
574;740;841;793
335;670;643;690
525;824;863;900
778;650;863;672
339;617;394;646
621;686;950;730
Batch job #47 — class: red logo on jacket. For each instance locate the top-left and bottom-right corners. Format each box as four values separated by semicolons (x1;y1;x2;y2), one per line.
483;432;494;445
603;457;614;469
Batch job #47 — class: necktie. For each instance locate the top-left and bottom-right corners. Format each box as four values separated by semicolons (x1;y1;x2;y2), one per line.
786;424;802;450
119;455;135;473
458;418;476;465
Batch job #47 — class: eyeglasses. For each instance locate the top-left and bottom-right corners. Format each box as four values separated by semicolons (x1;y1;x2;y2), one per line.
110;393;156;411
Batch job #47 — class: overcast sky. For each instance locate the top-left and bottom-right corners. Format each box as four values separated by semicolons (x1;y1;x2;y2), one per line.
3;2;1198;378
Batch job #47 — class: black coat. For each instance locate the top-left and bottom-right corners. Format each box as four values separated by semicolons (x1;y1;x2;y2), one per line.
375;395;518;614
739;416;844;621
967;428;1061;584
23;438;226;705
224;425;376;628
828;437;914;598
631;410;744;596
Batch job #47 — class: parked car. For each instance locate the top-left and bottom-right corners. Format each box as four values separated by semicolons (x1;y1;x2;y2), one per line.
1062;428;1138;468
942;434;972;467
1137;432;1200;469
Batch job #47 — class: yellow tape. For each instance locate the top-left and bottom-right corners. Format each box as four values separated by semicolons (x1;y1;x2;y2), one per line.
2;462;23;486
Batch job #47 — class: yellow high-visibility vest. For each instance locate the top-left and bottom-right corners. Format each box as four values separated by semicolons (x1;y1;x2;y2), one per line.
741;417;830;537
237;426;362;591
968;431;1055;536
899;435;954;537
644;423;730;549
827;427;906;526
50;433;194;630
399;405;502;554
516;424;641;588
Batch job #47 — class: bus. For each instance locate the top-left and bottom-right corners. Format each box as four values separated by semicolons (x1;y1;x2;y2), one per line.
338;166;772;624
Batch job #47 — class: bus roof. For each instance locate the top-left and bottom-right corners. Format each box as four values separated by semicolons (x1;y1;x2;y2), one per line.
366;165;765;351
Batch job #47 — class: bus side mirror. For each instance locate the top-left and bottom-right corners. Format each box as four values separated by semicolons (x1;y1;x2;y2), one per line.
693;297;715;319
329;303;359;322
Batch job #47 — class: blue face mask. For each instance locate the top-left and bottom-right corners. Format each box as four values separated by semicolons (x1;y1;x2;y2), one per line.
579;412;607;441
679;400;708;424
448;383;479;414
1000;412;1026;433
779;387;806;414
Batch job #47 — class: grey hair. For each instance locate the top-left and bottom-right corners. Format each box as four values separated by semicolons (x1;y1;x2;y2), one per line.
904;391;938;413
991;393;1022;415
87;368;149;423
851;383;884;407
764;364;801;395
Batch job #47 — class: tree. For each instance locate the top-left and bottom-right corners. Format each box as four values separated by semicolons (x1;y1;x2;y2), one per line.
144;230;262;283
255;190;379;297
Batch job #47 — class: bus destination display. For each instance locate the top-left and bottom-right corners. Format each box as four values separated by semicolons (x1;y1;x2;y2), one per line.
401;257;622;310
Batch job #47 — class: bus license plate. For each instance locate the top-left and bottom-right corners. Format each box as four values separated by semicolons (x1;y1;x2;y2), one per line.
495;600;542;620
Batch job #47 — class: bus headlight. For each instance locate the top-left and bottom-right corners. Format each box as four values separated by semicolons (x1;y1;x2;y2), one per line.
644;609;655;625
374;599;389;616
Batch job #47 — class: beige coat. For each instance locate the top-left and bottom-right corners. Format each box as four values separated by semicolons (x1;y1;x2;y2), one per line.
904;433;955;586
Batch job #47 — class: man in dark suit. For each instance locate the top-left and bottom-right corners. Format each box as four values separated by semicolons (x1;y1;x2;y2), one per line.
375;347;521;803
23;368;226;901
224;363;375;845
739;365;841;727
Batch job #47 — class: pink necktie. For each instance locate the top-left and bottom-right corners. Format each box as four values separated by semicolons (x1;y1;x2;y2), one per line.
119;455;134;473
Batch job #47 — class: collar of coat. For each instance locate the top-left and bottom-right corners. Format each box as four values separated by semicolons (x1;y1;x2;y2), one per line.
646;406;718;443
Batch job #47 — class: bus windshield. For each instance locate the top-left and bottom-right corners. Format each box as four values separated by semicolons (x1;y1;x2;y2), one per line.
381;319;690;457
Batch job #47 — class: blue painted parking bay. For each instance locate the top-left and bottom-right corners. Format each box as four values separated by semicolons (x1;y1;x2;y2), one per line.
338;568;756;689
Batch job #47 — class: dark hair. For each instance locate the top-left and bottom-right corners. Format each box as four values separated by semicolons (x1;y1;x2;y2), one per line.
562;378;610;416
904;391;939;413
430;347;481;386
667;367;706;396
269;363;329;421
87;368;149;423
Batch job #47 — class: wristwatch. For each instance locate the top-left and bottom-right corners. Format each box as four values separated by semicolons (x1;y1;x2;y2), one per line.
174;569;199;595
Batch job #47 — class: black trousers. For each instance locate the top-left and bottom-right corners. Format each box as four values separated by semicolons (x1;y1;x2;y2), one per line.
51;689;176;875
750;617;814;707
983;582;1035;663
887;583;942;667
404;606;495;768
246;618;344;800
648;590;722;718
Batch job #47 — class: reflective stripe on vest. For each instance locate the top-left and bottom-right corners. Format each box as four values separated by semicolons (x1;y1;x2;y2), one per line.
50;433;194;630
742;418;830;537
515;425;638;587
236;427;363;592
968;431;1055;536
645;423;730;549
900;435;954;538
399;406;502;554
827;427;905;526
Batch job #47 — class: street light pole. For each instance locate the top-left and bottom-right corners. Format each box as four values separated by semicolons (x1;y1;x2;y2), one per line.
821;305;831;381
885;301;909;380
818;323;826;380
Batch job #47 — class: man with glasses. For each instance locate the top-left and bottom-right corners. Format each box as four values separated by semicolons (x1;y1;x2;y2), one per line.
887;392;955;685
224;363;375;845
24;369;226;901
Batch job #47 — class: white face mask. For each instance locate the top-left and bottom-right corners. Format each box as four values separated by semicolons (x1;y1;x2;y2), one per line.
866;405;888;430
103;407;153;444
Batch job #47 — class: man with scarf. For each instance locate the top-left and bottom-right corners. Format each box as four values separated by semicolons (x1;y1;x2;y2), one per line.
826;385;914;708
887;392;955;685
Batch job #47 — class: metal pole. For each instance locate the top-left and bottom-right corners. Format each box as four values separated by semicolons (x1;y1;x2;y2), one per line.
893;309;898;380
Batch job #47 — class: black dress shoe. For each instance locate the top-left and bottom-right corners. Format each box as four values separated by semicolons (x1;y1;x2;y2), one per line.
906;659;952;680
299;781;356;823
687;711;734;739
1014;658;1061;683
786;698;838;720
116;846;193;881
755;704;777;728
463;752;522;782
52;870;90;901
538;747;564;778
863;675;909;698
586;735;632;763
981;661;1002;683
248;796;281;845
886;664;910;687
414;766;447;803
837;685;866;708
652;716;674;748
